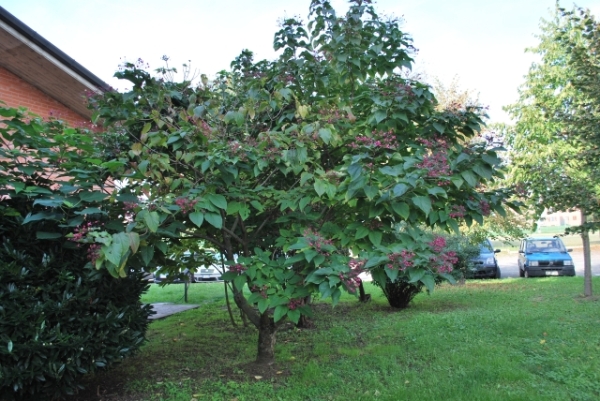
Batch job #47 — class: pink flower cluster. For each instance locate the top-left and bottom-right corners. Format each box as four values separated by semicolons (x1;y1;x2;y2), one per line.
479;200;491;216
228;141;247;161
449;205;466;219
175;197;197;214
229;263;247;274
340;259;366;294
386;250;415;271
303;228;334;255
123;202;138;211
250;284;268;299
417;136;450;149
430;251;457;274
428;236;447;253
87;244;101;265
416;151;451;178
69;221;103;263
288;298;303;310
348;130;397;150
70;221;101;243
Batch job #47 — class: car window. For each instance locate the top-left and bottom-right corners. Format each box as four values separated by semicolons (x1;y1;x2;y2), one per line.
479;241;493;252
526;239;567;252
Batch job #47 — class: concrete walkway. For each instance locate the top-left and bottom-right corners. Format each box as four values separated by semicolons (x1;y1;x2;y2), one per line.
148;302;200;320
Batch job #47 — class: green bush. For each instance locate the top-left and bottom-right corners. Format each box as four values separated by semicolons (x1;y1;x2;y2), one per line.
0;198;152;401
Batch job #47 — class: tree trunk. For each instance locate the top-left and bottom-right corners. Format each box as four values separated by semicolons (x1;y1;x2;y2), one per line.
581;211;593;297
358;280;371;302
256;311;276;365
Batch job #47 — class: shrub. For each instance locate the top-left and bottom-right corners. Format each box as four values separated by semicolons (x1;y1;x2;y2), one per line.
0;198;152;401
370;228;460;309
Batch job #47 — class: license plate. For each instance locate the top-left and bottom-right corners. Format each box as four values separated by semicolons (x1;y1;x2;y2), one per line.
546;271;559;276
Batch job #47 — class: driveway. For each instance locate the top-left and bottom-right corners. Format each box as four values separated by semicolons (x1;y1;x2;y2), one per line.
496;248;600;278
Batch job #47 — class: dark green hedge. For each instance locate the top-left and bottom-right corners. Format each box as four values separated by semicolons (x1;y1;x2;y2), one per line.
0;199;153;400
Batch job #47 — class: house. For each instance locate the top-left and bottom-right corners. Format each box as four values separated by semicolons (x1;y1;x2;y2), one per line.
0;6;108;126
537;209;582;228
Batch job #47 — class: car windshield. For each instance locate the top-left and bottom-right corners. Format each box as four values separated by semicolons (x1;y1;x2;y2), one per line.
479;242;494;253
526;239;567;253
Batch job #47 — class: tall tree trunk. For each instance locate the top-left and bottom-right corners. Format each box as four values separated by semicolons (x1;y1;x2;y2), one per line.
581;211;593;297
256;311;276;365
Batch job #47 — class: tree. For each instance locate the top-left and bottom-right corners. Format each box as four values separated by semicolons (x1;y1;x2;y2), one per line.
10;1;512;366
505;4;600;296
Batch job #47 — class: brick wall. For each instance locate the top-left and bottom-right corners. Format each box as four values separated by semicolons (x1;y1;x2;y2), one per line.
0;66;90;127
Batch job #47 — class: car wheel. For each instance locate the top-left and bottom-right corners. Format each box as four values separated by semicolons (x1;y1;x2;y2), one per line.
524;269;529;278
519;268;524;278
495;267;501;279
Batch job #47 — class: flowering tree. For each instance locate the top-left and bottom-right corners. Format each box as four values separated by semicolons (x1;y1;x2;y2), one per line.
6;1;513;365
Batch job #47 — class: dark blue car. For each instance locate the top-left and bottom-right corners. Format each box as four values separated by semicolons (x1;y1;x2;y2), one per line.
467;239;501;279
518;237;575;278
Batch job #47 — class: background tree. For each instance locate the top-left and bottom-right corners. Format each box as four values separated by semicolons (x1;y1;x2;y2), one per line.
505;4;600;296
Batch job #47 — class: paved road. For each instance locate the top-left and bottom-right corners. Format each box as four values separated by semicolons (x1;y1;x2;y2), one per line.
496;248;600;278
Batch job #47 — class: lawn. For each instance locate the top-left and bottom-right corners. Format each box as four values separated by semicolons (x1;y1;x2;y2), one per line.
70;278;600;401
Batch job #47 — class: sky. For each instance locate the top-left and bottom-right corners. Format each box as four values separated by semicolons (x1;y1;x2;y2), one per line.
2;0;600;123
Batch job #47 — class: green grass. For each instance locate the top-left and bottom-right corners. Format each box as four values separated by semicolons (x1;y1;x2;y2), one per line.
85;279;600;401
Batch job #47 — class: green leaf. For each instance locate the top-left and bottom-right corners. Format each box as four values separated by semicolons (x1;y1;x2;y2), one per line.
355;226;369;239
126;232;140;253
274;305;289;322
433;122;445;133
374;110;387;123
226;201;241;215
104;232;130;268
472;164;493;179
314;179;327;196
460;170;478;187
412;196;432;215
370;268;387;286
250;200;264;212
258;297;270;314
233;274;246;291
205;212;222;229
73;207;105;216
364;185;378;200
368;231;382;247
331;288;342;306
138;210;160;233
206;193;227;210
391;202;410;219
140;246;154;266
189;212;204;228
427;187;447;198
420;273;436;293
287;309;301;324
318;128;332;144
79;191;108;202
348;164;362;181
408;269;425;283
451;177;464;189
7;340;13;353
299;196;311;211
393;183;409;197
385;267;399;282
365;255;389;269
36;231;62;239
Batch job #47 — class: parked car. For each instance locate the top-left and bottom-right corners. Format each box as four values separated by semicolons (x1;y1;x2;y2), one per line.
175;251;227;282
466;239;501;279
518;237;575;278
